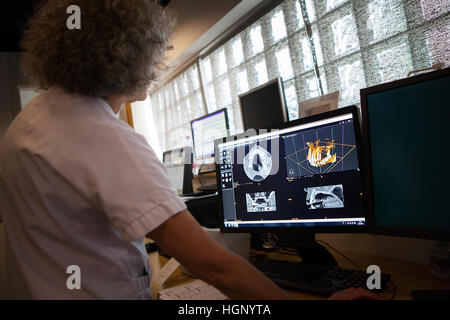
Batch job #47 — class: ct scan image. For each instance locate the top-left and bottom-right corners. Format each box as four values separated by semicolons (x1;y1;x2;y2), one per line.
305;184;344;209
246;191;277;212
243;145;272;182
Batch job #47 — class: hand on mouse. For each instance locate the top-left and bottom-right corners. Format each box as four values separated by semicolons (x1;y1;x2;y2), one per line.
328;287;381;300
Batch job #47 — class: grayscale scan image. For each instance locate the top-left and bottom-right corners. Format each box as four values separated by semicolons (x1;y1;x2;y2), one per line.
246;191;277;212
305;185;344;209
243;145;272;182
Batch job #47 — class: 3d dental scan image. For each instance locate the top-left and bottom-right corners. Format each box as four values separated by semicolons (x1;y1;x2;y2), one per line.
217;108;365;229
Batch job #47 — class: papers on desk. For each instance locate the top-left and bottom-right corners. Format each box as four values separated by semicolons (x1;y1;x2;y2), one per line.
150;257;181;298
150;256;227;300
158;279;228;300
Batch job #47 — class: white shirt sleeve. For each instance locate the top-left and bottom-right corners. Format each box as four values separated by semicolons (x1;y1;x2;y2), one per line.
86;122;187;242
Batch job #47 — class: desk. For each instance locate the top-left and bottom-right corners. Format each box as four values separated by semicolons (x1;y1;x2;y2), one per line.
192;172;216;193
147;246;450;300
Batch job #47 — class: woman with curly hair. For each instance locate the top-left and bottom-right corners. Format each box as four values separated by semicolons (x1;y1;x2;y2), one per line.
0;0;377;300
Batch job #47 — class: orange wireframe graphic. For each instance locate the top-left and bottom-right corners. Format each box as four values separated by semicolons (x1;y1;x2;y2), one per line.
306;139;337;167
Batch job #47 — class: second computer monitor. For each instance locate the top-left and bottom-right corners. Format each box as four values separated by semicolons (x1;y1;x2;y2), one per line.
238;77;288;131
361;68;450;240
191;108;229;160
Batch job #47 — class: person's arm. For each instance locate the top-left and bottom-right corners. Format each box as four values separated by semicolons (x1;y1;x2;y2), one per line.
148;210;380;300
148;209;294;300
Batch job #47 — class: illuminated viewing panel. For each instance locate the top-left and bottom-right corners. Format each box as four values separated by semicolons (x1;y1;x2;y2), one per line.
216;109;366;230
191;109;229;160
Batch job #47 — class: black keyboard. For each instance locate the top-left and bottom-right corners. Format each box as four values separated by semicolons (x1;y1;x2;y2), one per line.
252;257;391;296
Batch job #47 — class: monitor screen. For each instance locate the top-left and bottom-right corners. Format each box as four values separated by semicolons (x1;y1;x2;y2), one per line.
216;106;366;232
362;69;450;239
238;78;288;131
191;109;229;160
163;147;192;195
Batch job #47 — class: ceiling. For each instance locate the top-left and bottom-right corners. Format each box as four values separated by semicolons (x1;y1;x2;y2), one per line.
163;0;265;80
166;0;241;64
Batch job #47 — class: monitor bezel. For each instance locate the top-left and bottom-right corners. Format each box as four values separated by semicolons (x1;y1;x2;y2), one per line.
361;67;450;241
162;146;193;195
162;146;191;166
190;108;230;160
215;105;368;234
238;77;288;131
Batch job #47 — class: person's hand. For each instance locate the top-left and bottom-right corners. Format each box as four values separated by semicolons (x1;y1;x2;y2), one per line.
328;287;381;300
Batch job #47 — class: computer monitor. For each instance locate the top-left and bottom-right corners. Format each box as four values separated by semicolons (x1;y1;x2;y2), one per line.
298;91;339;118
215;106;366;264
238;77;288;131
163;147;193;196
191;108;229;161
361;68;450;241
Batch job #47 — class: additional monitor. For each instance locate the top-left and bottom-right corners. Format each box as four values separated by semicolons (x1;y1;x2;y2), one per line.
298;91;339;118
238;77;288;131
163;147;193;195
191;108;229;160
361;68;450;241
215;106;366;234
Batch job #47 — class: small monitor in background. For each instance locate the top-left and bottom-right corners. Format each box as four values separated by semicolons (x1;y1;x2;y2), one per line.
361;68;450;240
298;91;339;119
238;77;288;131
191;108;229;161
163;147;193;196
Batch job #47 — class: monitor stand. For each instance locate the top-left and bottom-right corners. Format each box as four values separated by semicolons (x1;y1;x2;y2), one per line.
274;233;337;267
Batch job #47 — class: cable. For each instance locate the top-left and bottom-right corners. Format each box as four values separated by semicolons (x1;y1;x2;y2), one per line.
316;239;363;272
387;280;397;300
318;240;397;299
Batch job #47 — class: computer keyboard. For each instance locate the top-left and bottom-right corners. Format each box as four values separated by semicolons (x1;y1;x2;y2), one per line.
251;257;391;297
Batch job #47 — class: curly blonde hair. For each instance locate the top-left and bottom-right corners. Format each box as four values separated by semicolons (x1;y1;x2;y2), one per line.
21;0;175;98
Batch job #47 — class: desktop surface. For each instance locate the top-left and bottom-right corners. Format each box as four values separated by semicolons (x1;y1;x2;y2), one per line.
147;243;450;300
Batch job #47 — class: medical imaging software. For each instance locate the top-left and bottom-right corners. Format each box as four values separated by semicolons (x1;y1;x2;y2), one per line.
217;112;366;229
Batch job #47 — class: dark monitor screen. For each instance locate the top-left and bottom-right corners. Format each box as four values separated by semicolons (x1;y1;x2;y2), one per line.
361;68;450;240
215;106;366;234
162;147;193;195
238;78;288;131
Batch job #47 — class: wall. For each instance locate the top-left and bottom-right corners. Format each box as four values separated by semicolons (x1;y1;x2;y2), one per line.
131;96;163;161
0;53;11;298
0;52;23;298
0;53;15;136
166;0;241;66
